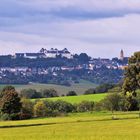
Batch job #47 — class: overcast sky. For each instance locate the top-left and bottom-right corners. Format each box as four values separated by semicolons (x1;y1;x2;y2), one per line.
0;0;140;58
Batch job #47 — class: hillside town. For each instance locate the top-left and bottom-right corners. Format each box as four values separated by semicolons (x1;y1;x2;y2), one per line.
0;48;128;85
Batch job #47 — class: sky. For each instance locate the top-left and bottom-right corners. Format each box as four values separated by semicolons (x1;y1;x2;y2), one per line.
0;0;140;58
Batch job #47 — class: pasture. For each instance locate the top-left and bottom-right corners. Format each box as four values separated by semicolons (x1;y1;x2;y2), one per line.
0;112;140;140
34;93;107;104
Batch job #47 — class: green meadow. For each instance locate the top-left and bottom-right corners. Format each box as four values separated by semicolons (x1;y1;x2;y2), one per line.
33;93;107;104
0;112;140;140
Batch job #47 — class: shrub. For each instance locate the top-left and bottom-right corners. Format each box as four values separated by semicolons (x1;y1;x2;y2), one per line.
101;93;122;112
77;101;94;112
95;84;114;93
20;98;34;119
53;100;76;113
0;113;10;121
43;100;57;116
40;89;58;98
124;96;138;111
66;91;77;96
84;88;96;95
9;113;20;120
20;89;42;99
94;102;103;111
33;101;47;117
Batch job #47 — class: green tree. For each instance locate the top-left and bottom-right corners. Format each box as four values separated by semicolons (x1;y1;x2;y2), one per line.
0;85;15;98
53;100;75;113
84;88;96;95
34;101;47;117
102;93;122;119
77;101;94;112
78;53;90;63
40;89;58;98
21;98;34;119
123;52;140;96
66;91;77;96
0;86;22;120
119;95;137;111
95;84;114;93
20;89;42;99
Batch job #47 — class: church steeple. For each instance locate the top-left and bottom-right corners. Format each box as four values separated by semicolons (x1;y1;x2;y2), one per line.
120;49;124;60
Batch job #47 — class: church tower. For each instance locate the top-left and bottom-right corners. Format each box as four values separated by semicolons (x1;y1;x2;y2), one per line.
120;49;124;60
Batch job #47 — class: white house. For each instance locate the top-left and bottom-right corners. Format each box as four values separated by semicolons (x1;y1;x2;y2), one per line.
15;48;73;59
15;53;46;59
41;48;73;59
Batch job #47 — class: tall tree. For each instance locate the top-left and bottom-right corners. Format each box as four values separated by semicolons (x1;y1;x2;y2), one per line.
0;86;22;119
123;52;140;96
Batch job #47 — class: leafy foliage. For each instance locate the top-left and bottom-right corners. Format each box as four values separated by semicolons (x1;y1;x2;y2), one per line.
66;91;77;96
33;101;47;117
123;51;140;96
0;86;22;120
21;98;34;119
76;101;94;112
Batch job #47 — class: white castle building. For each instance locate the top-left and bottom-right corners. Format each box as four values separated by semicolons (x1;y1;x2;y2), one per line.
15;48;73;59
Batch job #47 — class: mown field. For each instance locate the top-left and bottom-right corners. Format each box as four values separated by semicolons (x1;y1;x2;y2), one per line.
33;94;107;104
0;111;140;140
0;80;97;95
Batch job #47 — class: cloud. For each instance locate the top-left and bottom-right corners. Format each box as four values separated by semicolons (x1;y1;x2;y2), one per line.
0;0;140;58
17;0;140;18
1;0;140;20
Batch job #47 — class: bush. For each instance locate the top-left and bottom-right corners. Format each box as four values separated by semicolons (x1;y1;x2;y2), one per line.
20;89;42;99
20;98;34;119
124;96;138;111
0;113;10;121
53;100;76;113
84;88;96;95
95;94;139;112
43;100;57;117
34;101;47;117
0;113;21;121
9;113;20;120
66;91;77;96
94;102;103;111
40;89;58;98
77;101;94;112
101;93;122;112
95;84;114;93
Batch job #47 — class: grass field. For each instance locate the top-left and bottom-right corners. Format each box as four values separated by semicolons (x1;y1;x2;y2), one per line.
0;80;97;95
34;94;107;104
0;111;140;140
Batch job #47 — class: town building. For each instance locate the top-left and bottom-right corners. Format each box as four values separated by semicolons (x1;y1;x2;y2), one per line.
40;48;73;59
15;48;73;59
15;53;46;59
120;49;124;60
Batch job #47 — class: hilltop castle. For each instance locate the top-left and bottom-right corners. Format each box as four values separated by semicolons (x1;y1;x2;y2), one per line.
15;48;73;59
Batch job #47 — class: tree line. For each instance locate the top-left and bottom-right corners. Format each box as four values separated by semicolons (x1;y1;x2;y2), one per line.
18;83;116;99
0;86;140;121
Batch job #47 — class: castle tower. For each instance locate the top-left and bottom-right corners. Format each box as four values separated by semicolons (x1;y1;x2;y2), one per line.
120;49;124;60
